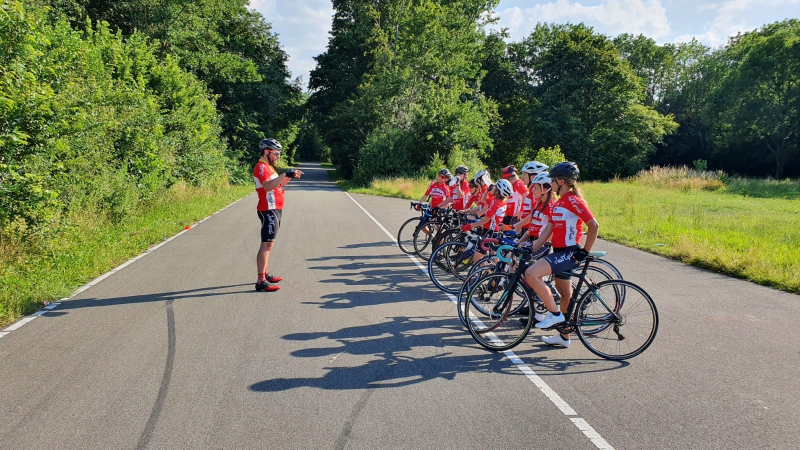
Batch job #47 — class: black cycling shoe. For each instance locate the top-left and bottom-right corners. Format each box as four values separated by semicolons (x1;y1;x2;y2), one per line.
266;273;283;283
255;281;280;292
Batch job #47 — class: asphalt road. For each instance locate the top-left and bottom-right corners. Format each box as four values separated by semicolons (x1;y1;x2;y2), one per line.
1;162;798;449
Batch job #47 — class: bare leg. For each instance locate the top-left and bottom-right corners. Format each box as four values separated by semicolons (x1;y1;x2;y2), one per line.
554;278;572;339
524;259;557;312
257;241;275;276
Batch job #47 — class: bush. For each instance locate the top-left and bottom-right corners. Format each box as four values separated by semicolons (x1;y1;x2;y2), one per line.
0;2;230;235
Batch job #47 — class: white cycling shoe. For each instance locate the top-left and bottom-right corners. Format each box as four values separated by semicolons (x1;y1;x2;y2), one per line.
534;312;565;329
541;334;570;348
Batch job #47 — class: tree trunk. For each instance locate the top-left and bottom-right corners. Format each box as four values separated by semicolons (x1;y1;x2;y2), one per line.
766;138;786;178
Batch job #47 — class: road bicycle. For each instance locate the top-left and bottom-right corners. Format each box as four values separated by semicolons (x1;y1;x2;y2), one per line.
455;247;617;328
427;229;518;294
463;245;658;360
397;203;463;261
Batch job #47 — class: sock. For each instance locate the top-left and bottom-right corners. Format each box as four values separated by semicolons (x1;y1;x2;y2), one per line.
258;272;266;282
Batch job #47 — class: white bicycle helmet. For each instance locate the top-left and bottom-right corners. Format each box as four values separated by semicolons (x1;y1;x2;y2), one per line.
495;179;513;198
531;173;552;186
474;170;492;186
521;161;549;175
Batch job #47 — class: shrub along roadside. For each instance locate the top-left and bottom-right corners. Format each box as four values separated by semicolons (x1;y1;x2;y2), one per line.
330;171;800;293
0;184;252;328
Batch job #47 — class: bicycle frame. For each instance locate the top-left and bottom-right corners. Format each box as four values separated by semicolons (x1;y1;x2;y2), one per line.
490;249;619;333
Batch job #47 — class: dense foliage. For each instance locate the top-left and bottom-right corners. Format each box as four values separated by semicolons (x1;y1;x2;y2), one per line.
310;3;799;181
1;0;299;235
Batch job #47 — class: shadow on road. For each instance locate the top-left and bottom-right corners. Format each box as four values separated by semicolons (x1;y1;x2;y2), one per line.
305;255;441;309
55;284;254;311
249;316;627;393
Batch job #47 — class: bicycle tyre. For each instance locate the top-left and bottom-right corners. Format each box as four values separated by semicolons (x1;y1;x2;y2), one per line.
465;274;533;351
457;256;500;327
591;258;623;280
575;280;658;360
413;222;437;261
397;218;420;255
571;265;616;335
429;242;474;294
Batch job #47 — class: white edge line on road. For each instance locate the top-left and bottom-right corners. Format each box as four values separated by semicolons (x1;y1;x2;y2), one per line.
344;192;614;450
0;196;247;339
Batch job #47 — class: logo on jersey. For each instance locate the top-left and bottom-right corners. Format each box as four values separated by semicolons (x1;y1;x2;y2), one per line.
568;196;584;214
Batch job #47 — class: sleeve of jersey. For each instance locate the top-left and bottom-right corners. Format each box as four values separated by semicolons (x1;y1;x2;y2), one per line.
424;183;434;197
570;197;595;222
254;164;268;184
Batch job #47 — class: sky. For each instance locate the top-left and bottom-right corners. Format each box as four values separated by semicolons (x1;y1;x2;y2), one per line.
249;0;800;89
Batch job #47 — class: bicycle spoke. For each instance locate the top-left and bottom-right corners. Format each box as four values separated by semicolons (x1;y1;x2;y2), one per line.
576;280;658;360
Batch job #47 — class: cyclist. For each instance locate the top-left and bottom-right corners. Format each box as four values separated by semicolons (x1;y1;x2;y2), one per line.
516;161;549;234
523;162;599;348
459;180;480;212
463;170;493;217
500;165;530;226
450;166;471;211
418;169;453;210
517;173;554;255
460;179;513;262
254;138;303;292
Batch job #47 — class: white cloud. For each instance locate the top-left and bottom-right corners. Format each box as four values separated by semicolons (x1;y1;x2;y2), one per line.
494;0;672;41
674;0;800;47
248;0;333;89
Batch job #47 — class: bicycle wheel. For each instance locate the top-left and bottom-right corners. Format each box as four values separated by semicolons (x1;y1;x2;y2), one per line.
591;258;623;280
575;280;658;360
434;228;466;250
571;265;616;335
413;222;437;261
457;256;500;327
465;274;533;351
573;265;614;299
429;242;474;294
397;218;420;255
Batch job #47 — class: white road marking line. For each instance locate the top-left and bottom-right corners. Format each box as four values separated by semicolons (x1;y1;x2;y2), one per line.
0;197;246;338
3;317;37;332
572;418;614;449
345;192;614;450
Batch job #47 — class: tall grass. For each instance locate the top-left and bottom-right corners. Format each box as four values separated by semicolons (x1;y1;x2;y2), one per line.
631;166;800;199
584;182;800;292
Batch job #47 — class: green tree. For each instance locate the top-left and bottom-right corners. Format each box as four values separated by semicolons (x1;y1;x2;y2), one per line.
703;20;800;177
32;0;301;165
510;23;677;179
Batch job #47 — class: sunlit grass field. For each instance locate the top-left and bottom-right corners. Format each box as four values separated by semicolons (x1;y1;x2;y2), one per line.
333;169;800;292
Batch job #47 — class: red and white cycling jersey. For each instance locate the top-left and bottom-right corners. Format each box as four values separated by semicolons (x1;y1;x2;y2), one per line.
477;185;495;210
549;192;594;247
452;180;470;210
527;199;554;238
519;188;536;228
424;181;449;208
254;159;283;211
506;179;530;217
482;198;507;231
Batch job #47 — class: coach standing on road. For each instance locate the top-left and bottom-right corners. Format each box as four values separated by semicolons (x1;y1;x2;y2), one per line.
253;138;303;292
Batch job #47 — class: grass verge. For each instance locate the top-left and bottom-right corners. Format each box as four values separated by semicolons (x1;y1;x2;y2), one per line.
330;170;800;293
0;183;253;328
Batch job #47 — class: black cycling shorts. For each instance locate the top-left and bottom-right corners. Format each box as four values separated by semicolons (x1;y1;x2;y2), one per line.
257;209;282;243
502;215;519;226
545;245;581;280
